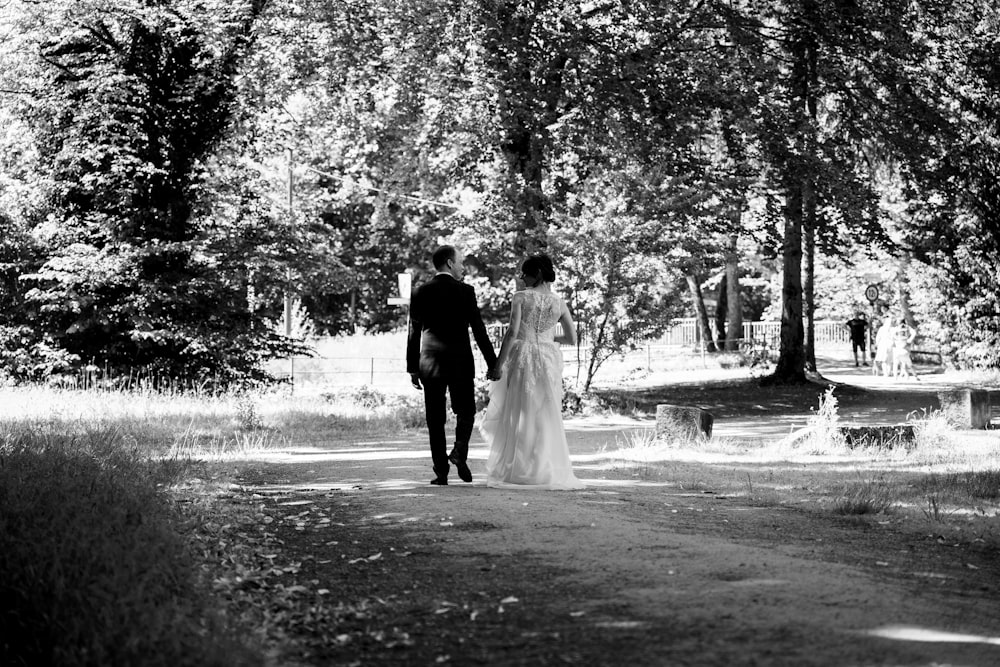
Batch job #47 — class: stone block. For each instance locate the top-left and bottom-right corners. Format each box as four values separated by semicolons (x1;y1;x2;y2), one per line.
840;424;915;449
937;389;991;429
655;404;713;441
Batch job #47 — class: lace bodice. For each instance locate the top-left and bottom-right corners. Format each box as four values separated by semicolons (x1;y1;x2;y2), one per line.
514;290;562;344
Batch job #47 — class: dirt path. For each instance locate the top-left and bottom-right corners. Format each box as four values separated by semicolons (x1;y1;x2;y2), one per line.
227;360;1000;666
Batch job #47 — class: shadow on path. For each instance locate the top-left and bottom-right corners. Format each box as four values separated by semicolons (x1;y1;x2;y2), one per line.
588;353;998;441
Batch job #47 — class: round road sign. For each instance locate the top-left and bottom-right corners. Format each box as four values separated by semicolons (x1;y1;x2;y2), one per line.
864;284;879;302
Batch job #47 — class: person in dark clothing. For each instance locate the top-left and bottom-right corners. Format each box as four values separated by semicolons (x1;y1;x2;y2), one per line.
844;311;870;367
407;246;498;486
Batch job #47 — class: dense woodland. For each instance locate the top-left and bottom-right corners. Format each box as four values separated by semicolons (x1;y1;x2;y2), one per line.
0;0;998;386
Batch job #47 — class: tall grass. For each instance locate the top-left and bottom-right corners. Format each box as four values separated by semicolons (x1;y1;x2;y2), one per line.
0;384;427;459
0;424;260;667
832;472;897;515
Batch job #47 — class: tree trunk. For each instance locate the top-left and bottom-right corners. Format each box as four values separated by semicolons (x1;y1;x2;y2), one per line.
724;232;742;351
583;311;610;392
770;183;806;383
767;0;816;384
687;275;718;353
896;255;916;328
715;274;728;349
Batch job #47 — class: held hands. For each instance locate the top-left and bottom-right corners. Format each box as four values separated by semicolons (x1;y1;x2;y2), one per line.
486;366;502;381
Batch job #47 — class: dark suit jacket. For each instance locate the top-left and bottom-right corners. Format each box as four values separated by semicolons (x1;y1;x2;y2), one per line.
406;274;497;380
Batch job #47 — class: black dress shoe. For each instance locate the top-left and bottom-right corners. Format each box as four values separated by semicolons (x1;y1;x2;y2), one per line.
448;453;472;483
430;477;448;485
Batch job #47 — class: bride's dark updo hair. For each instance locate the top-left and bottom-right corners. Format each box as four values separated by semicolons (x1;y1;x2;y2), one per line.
521;254;556;284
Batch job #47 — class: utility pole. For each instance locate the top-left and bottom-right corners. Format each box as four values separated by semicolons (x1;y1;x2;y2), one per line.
285;148;295;390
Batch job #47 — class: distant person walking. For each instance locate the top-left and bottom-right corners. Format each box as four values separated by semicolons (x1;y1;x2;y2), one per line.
844;311;870;367
873;316;895;377
892;319;919;380
407;245;498;486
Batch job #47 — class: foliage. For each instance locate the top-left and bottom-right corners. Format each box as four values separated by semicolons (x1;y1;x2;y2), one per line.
0;0;305;383
2;0;1000;379
0;325;79;383
551;169;689;390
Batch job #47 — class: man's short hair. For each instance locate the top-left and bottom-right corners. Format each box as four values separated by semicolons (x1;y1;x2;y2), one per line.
432;246;456;270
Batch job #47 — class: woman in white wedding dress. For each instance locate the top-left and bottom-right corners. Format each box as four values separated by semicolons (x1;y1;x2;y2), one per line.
480;255;584;490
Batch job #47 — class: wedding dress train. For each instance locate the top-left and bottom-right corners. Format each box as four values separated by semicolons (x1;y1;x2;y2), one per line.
480;290;583;490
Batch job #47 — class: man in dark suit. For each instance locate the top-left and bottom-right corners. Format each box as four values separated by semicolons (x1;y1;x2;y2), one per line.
407;246;498;485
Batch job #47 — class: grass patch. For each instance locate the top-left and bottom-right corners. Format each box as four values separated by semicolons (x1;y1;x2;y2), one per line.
605;428;661;477
741;471;783;507
832;472;897;515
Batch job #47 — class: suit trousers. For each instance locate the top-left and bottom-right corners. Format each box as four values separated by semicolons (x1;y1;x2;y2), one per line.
422;374;476;477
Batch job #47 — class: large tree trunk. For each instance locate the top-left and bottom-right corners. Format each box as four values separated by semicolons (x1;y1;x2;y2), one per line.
771;184;807;383
767;0;816;384
724;232;742;351
687;275;718;353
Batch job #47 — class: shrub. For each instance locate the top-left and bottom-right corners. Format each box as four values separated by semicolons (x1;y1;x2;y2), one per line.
474;377;491;412
562;380;584;415
235;394;265;431
386;391;427;429
0;325;79;383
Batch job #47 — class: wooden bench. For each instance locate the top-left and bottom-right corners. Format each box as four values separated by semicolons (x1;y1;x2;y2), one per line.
840;424;915;449
910;348;943;365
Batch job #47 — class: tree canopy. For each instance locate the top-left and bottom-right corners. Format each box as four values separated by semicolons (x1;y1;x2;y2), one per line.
0;0;998;385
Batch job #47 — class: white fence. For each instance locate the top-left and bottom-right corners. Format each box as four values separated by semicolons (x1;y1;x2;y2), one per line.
656;318;851;348
274;319;857;389
486;318;852;351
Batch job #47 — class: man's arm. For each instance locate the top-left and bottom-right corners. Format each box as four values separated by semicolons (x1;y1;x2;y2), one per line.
406;289;422;387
